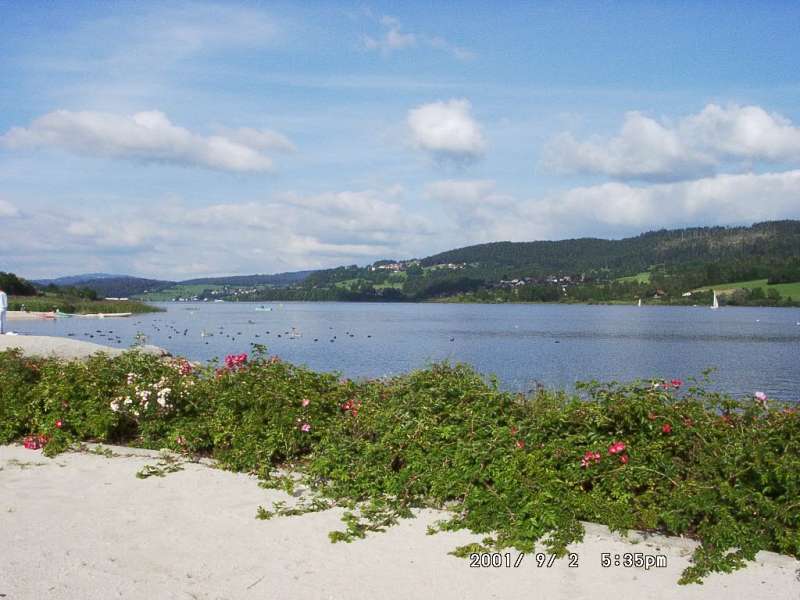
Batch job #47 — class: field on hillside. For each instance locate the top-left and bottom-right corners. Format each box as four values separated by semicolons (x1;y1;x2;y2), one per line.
333;276;406;290
616;271;651;284
695;279;800;299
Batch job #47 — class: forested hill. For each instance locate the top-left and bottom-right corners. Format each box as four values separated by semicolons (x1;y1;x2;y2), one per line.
240;220;799;305
421;221;800;275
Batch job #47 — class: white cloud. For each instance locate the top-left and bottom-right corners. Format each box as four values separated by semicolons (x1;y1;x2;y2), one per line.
0;199;19;218
364;16;417;52
680;104;800;162
1;110;292;173
3;187;435;279
215;127;296;152
425;180;513;208
428;171;800;243
408;99;485;161
363;15;473;60
542;112;714;181
542;104;800;181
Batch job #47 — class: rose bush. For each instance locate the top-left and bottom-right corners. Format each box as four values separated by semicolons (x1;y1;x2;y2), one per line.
0;347;797;583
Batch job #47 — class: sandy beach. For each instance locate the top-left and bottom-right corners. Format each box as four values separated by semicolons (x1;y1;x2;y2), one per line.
0;443;797;600
0;335;169;360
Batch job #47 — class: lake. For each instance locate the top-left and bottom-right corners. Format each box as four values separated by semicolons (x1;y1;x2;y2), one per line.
12;302;800;399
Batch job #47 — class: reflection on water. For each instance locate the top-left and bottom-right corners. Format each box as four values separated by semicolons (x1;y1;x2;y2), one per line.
14;302;800;399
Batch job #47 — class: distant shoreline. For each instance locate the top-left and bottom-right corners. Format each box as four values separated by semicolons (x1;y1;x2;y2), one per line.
146;298;799;309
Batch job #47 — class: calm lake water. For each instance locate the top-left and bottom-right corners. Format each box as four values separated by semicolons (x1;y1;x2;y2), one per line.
13;302;800;399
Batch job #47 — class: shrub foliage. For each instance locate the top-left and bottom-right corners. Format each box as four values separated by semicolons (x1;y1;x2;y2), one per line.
0;347;797;583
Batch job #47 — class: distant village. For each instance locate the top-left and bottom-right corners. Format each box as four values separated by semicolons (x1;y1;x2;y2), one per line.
159;257;639;302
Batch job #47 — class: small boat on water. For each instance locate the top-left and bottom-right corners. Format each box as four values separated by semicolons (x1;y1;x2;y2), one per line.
255;306;272;312
711;290;719;310
637;298;642;307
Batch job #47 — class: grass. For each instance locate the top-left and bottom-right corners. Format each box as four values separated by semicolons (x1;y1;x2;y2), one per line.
333;277;404;290
694;279;800;299
8;295;161;314
616;271;651;284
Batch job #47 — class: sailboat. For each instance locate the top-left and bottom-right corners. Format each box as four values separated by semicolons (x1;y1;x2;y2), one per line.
711;290;719;310
637;298;642;307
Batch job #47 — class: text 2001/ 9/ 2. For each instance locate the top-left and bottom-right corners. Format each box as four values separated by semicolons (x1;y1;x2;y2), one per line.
469;553;580;568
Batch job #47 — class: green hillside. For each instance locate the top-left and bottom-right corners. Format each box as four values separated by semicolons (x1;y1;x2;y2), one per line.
251;220;799;305
696;279;800;299
420;220;800;276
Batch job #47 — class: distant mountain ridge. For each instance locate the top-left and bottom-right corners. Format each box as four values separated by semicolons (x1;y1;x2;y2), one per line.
34;273;126;286
32;270;317;298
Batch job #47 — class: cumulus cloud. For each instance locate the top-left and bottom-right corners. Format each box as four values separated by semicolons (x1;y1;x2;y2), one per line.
1;110;293;173
3;187;435;279
427;171;800;242
542;104;800;181
408;99;485;161
0;199;19;218
542;112;714;181
363;15;473;60
680;104;800;162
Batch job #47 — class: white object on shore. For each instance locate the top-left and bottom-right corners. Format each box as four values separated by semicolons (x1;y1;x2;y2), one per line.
0;289;7;334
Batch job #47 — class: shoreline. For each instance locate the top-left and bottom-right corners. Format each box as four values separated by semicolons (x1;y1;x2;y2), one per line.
0;334;169;360
2;442;798;600
145;298;800;308
6;310;136;321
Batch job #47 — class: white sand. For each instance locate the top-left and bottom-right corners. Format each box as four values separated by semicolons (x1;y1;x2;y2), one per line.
0;335;169;360
0;444;797;600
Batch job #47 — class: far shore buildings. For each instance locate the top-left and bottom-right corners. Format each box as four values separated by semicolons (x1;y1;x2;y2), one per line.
369;259;467;272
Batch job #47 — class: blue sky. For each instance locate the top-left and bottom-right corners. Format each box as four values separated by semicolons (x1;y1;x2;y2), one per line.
1;1;799;279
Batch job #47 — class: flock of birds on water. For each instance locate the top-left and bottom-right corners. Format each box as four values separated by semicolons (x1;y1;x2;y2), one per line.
56;307;456;352
34;306;800;356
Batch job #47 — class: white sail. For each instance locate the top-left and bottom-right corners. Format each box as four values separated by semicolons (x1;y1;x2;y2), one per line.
637;298;642;307
711;290;719;309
